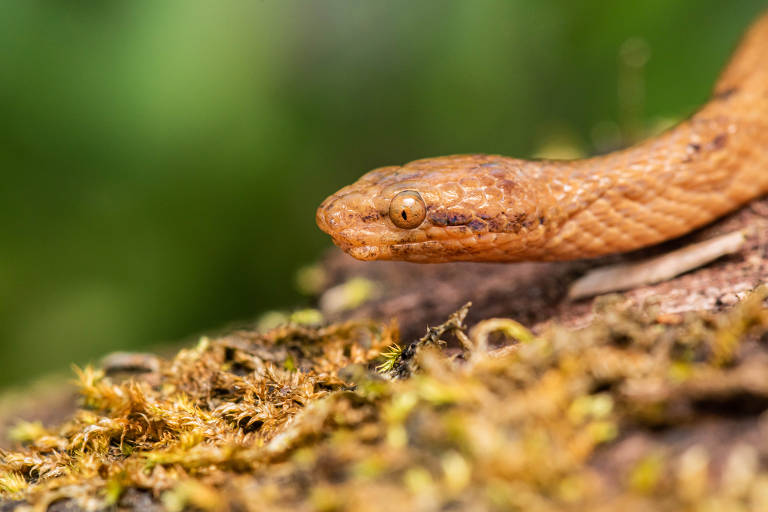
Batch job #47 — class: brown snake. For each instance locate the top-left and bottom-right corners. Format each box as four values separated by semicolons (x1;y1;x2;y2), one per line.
316;13;768;263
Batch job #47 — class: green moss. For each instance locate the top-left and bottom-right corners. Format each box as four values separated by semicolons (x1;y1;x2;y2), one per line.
3;289;768;510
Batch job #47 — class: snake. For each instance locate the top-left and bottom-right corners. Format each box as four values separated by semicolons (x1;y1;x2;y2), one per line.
316;12;768;263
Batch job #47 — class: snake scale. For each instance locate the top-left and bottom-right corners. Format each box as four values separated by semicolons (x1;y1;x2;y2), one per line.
316;12;768;263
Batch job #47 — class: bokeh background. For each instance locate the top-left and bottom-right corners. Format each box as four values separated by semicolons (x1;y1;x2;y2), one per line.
0;0;764;389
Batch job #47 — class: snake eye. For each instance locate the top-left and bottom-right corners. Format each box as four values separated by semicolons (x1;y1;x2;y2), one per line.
389;190;426;229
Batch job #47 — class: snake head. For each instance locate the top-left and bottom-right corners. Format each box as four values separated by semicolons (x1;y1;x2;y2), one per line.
316;155;556;262
316;166;435;261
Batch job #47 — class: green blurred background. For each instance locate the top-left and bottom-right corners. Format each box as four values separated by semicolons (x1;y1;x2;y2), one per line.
0;0;764;388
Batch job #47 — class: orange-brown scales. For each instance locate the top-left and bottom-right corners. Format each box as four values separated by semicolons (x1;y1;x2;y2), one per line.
317;12;768;263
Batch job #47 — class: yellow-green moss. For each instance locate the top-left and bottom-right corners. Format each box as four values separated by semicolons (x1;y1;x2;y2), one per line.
3;288;768;510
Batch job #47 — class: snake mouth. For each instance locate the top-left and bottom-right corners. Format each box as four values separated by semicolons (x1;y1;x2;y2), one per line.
315;203;333;236
347;245;385;260
315;201;391;261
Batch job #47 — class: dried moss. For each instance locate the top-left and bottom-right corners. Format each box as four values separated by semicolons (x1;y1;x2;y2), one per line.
3;288;768;511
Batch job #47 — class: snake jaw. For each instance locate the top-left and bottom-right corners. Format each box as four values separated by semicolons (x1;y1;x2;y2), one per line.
347;245;384;260
316;200;390;260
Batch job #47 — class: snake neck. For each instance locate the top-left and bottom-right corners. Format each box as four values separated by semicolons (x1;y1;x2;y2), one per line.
536;13;768;260
317;11;768;263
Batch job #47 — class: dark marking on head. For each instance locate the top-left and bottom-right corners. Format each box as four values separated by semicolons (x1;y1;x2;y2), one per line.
683;143;702;163
499;180;518;195
506;213;528;234
487;216;507;232
714;87;738;100
428;210;448;226
539;216;546;225
390;171;419;181
447;213;471;226
361;213;380;222
489;168;508;179
708;134;728;151
467;219;486;232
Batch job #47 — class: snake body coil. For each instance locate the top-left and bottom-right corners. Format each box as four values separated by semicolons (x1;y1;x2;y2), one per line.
316;13;768;263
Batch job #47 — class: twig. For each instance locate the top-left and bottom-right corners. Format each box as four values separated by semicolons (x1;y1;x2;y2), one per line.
569;230;747;300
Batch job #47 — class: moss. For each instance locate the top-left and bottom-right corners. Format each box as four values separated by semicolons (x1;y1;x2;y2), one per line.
3;289;768;510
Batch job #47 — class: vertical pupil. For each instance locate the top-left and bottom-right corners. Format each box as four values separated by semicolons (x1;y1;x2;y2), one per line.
401;210;407;220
